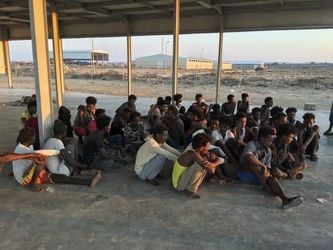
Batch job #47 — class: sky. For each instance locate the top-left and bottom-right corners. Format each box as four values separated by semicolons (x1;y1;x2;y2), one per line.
9;29;333;63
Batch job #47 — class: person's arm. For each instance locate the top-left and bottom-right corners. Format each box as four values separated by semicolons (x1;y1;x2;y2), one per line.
192;151;216;174
245;153;269;178
0;152;46;172
301;126;319;153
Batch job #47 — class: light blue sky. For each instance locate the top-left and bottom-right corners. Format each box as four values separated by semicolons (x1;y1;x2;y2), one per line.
9;29;333;63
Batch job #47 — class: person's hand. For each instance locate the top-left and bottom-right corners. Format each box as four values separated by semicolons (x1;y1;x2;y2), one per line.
59;149;66;160
261;166;270;179
204;161;216;174
208;152;218;162
313;125;320;133
301;145;306;154
30;153;46;166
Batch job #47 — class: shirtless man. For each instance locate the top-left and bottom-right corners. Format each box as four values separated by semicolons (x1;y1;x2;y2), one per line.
172;133;222;199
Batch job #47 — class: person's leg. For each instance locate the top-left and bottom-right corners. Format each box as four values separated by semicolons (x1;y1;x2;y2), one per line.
138;154;167;182
177;163;206;197
89;157;116;171
225;138;241;162
244;161;303;208
305;134;319;160
50;171;101;187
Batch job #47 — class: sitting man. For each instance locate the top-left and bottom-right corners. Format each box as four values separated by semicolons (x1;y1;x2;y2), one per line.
299;113;320;161
82;114;126;170
271;123;306;180
13;128;101;192
0;151;45;173
134;124;181;186
172;133;221;199
221;94;236;116
123;111;146;157
44;122;99;177
237;93;250;113
239;126;303;209
260;97;273;126
161;105;186;150
115;94;137;115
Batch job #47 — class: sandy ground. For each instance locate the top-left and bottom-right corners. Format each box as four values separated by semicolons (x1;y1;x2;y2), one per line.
0;66;332;110
0;89;332;249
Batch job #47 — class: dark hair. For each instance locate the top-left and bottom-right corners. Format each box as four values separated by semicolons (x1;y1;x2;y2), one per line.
95;115;111;131
157;99;167;106
285;107;297;114
129;111;141;121
167;105;178;116
27;100;37;109
241;93;249;99
212;103;221;112
272;112;287;122
252;107;261;114
95;108;106;117
236;112;247;120
151;123;168;135
157;97;164;103
195;93;203;99
77;105;85;112
277;123;297;138
53;122;67;136
303;113;315;121
227;94;234;101
173;93;183;102
258;126;275;140
86;96;97;105
16;127;35;145
165;96;172;104
270;106;284;118
128;94;137;101
192;133;210;150
264;97;273;104
220;115;233;127
58;106;70;117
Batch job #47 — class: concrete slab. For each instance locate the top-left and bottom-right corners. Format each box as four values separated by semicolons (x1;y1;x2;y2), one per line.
0;89;332;249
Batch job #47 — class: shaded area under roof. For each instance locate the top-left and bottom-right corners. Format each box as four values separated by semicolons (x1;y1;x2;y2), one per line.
2;0;333;40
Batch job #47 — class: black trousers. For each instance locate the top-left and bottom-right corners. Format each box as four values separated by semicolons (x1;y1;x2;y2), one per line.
50;174;92;186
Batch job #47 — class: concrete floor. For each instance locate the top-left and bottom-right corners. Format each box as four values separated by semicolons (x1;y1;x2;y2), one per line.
0;90;332;249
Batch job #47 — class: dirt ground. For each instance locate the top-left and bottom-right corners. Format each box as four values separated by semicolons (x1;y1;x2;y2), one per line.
0;88;332;249
1;66;332;110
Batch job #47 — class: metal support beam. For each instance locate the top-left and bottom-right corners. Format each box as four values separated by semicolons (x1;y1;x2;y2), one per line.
29;0;54;147
171;0;180;99
0;29;13;88
216;15;224;104
51;4;64;108
127;34;132;96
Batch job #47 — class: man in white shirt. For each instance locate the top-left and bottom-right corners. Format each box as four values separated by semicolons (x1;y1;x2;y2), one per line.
44;122;91;176
135;124;181;185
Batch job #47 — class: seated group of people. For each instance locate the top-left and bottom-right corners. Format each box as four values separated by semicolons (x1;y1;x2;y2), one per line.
5;92;322;209
135;93;321;209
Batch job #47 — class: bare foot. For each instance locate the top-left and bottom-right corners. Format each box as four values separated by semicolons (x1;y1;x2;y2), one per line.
90;170;102;187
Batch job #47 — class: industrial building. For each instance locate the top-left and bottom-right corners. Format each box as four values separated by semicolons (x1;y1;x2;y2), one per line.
134;54;232;70
50;50;109;65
